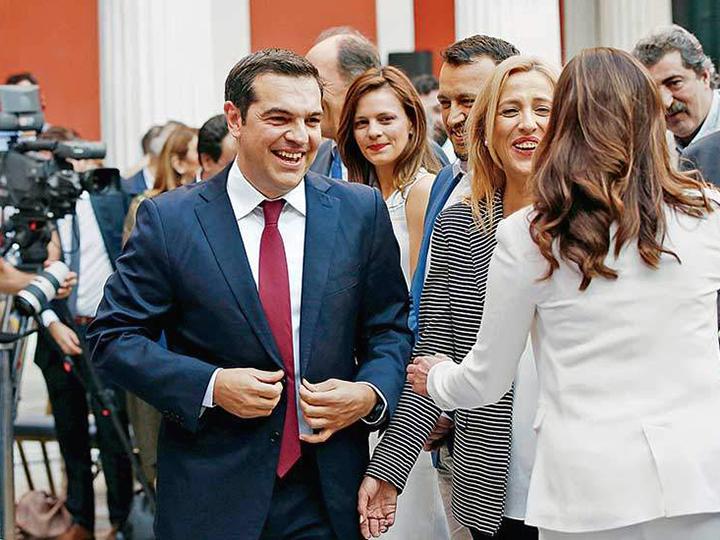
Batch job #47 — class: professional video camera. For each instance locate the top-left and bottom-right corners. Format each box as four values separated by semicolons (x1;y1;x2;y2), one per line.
0;84;121;267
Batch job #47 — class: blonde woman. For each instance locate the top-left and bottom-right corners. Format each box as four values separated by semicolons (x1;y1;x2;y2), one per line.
122;125;199;243
362;56;558;540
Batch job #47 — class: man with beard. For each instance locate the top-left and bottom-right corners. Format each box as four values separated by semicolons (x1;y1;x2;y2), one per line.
359;35;520;540
633;25;720;154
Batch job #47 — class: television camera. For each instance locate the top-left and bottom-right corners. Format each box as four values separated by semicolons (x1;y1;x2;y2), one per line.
0;84;121;268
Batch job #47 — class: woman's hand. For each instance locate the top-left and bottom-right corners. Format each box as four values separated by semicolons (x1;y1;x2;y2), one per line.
407;354;451;396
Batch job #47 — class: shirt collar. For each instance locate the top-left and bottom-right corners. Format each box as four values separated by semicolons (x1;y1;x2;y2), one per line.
226;160;306;220
452;159;467;178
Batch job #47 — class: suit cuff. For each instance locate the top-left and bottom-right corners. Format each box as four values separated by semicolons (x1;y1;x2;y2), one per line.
358;382;387;426
40;309;60;328
200;368;222;416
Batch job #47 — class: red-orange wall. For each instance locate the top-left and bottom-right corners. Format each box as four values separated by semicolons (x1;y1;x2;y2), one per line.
414;0;455;75
0;0;100;140
249;0;377;55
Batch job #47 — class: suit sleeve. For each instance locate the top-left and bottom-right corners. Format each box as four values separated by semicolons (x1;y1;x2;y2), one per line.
428;216;538;410
366;215;454;491
353;188;413;425
86;198;217;433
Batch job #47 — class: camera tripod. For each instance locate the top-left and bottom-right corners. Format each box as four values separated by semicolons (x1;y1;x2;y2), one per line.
0;299;157;540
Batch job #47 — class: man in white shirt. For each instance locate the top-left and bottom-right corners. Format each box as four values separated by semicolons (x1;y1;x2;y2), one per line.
87;48;411;540
37;175;133;540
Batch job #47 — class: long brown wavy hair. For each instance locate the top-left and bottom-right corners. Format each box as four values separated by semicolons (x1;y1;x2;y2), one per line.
466;56;558;228
529;47;712;290
337;66;439;190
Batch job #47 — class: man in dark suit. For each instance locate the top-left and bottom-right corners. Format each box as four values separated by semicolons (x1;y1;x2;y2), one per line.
681;130;720;185
87;49;411;539
306;28;448;180
38;169;133;540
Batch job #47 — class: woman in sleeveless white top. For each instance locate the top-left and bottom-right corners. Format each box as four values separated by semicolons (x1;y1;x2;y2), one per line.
337;66;449;539
385;167;431;286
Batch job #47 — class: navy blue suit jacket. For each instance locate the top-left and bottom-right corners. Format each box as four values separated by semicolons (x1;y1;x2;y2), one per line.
86;166;412;539
121;170;147;196
408;164;459;336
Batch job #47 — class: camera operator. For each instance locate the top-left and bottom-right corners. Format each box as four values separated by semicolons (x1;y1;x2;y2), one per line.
31;127;133;540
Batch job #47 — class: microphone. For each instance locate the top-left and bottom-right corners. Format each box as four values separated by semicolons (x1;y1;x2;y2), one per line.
14;261;70;317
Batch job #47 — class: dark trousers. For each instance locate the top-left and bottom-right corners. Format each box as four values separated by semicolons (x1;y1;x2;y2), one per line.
471;517;538;540
36;325;133;531
260;454;337;540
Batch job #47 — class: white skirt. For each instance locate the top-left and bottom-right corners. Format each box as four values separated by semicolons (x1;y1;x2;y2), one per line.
539;513;720;540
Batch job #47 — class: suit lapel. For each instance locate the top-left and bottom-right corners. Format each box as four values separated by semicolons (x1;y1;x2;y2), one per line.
299;174;339;374
194;169;284;369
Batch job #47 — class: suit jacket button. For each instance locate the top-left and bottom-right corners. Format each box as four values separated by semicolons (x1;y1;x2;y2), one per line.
270;431;280;443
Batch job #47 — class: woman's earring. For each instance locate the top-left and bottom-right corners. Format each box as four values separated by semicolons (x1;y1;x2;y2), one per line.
484;139;489;147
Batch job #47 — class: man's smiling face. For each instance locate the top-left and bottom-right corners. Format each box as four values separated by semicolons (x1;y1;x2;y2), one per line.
225;73;323;198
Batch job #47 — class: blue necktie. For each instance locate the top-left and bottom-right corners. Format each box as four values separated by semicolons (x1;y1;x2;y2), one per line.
330;147;343;180
67;214;80;316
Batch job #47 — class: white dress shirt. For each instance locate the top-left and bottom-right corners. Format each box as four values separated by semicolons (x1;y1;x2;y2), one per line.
203;162;386;429
60;193;115;317
428;197;720;532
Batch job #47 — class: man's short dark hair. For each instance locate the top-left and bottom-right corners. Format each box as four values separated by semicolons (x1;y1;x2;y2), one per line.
442;35;520;66
225;48;323;123
336;35;381;84
5;71;39;85
412;74;439;96
198;114;229;162
141;125;162;155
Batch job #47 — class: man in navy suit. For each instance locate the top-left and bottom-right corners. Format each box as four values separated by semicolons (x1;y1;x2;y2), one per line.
87;49;411;539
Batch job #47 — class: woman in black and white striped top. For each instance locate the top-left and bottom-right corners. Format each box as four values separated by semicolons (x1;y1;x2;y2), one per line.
361;56;558;540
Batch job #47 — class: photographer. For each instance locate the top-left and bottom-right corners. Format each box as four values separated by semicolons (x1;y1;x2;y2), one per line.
30;127;133;540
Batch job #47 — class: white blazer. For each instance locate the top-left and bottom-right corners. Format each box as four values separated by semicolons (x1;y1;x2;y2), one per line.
427;195;720;533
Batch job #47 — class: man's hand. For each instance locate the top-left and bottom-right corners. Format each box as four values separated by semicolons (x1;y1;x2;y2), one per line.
213;368;284;419
48;321;82;356
55;270;77;300
407;354;451;396
299;379;376;444
423;414;454;451
358;476;397;539
0;259;34;295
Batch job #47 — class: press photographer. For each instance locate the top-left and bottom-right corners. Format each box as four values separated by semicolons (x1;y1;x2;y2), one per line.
1;83;133;540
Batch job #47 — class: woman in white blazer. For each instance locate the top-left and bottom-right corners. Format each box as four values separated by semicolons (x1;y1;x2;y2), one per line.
408;48;720;540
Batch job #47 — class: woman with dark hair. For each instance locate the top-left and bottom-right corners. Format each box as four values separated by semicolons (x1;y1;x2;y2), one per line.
338;65;440;283
408;47;720;539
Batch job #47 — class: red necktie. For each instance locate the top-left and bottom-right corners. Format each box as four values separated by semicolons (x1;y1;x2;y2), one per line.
258;200;301;477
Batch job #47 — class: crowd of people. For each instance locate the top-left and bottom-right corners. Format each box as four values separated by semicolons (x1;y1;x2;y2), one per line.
5;20;720;540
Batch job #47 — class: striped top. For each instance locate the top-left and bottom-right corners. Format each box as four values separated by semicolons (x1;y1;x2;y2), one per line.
366;191;514;534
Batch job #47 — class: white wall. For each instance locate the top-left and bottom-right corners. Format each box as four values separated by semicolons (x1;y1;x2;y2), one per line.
455;0;562;69
563;0;672;61
375;0;415;64
98;0;250;172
